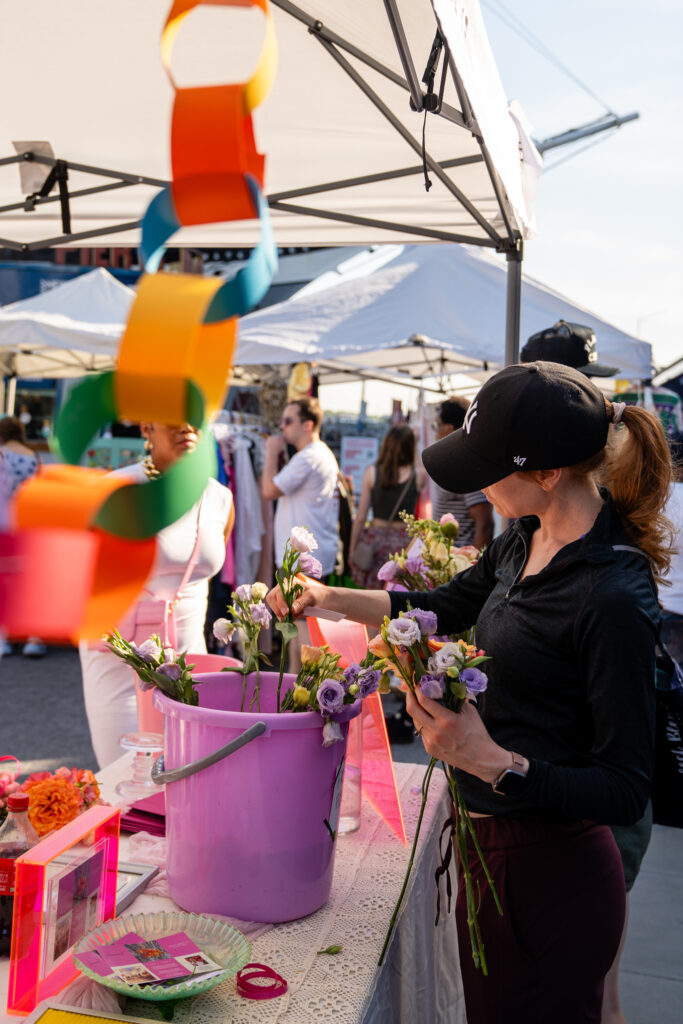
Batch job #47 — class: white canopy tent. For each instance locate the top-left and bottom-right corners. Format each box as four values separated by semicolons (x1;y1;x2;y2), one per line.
236;244;654;385
0;0;540;359
0;269;135;379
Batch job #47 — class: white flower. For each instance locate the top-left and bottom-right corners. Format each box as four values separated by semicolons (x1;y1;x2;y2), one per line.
213;618;235;644
428;642;465;673
289;526;318;553
137;638;163;664
163;647;175;663
251;582;268;601
386;616;421;647
322;720;343;747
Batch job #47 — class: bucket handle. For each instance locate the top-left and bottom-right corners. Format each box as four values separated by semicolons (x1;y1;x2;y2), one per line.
151;722;267;785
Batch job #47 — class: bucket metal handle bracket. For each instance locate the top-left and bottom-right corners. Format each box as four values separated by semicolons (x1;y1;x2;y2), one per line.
151;722;267;785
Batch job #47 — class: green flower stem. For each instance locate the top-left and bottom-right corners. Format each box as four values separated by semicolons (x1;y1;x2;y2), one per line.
277;629;288;712
378;757;437;966
442;765;502;976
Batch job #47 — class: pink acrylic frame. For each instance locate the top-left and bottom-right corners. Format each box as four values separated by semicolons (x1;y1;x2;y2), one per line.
6;805;120;1017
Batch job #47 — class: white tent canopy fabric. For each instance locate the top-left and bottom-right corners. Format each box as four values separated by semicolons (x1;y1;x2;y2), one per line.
0;0;536;252
236;244;653;380
0;269;135;378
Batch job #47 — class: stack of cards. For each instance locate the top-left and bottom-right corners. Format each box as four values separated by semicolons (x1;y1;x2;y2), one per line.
77;931;224;987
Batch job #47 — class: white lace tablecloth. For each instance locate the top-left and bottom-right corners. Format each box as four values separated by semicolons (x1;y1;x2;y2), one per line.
1;754;465;1024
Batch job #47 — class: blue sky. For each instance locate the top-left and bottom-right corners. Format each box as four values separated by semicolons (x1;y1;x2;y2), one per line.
481;0;683;370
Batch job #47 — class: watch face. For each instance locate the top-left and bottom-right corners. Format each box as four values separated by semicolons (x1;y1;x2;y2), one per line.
493;769;528;796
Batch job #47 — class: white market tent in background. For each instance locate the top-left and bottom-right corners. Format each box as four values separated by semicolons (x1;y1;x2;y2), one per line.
0;0;539;360
0;269;135;380
0;248;651;407
236;244;654;386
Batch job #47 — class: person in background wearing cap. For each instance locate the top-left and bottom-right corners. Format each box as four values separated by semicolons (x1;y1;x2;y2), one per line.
430;397;494;549
267;361;673;1024
521;319;620;378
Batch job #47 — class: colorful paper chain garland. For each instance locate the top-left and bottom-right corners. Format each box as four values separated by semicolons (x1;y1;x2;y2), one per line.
1;0;277;642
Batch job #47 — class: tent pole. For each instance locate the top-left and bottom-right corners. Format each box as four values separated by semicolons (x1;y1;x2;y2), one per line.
505;241;523;365
5;376;17;415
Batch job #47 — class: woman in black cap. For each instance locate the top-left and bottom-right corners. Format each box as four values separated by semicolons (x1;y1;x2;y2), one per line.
267;361;673;1024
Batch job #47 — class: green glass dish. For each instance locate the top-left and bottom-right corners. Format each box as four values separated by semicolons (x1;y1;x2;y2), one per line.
73;910;251;1003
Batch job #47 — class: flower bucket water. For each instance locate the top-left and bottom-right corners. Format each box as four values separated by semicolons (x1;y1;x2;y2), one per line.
152;671;360;922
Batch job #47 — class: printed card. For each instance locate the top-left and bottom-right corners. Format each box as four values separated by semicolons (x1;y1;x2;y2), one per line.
94;931;222;985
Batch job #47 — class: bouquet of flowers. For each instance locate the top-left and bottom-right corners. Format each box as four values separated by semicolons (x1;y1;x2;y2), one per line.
280;643;380;747
20;766;102;837
365;610;501;973
104;631;199;705
377;512;480;590
213;581;272;711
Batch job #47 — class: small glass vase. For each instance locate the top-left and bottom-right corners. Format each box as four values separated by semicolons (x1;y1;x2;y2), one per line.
338;714;362;835
115;732;164;800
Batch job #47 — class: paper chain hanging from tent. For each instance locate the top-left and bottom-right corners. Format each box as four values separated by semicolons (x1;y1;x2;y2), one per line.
0;0;277;642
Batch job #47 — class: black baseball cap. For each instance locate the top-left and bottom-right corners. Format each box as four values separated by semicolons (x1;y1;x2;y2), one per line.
521;321;619;377
422;362;610;492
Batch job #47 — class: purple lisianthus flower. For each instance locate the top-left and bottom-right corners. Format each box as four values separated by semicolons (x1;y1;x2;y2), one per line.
136;638;162;663
322;719;343;747
212;618;235;644
316;678;346;715
250;601;272;627
157;662;182;682
299;551;323;578
377;559;398;582
404;608;438;636
386;616;421;647
461;667;488;696
404;555;424;576
419;673;446;699
290;526;318;553
342;663;361;691
234;584;252;602
358;668;381;698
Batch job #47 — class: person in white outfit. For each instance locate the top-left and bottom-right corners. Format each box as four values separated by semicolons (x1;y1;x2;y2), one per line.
261;397;339;667
79;421;233;767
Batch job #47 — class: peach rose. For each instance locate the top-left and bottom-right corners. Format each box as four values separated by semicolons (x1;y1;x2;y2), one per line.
368;634;393;659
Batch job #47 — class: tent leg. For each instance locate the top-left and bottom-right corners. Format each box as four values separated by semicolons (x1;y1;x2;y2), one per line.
505;242;523;365
4;376;16;414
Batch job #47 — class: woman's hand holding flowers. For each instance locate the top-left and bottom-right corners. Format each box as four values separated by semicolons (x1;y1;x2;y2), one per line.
405;688;513;786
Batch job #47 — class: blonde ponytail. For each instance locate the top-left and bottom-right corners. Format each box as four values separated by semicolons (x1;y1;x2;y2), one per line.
600;402;675;584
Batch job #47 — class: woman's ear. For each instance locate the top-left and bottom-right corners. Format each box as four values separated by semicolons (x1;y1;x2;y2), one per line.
539;467;563;491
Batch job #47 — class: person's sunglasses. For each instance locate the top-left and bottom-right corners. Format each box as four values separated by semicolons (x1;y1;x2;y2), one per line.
280;417;297;426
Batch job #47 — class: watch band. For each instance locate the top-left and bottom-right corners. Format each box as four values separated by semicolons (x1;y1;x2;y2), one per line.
492;752;528;795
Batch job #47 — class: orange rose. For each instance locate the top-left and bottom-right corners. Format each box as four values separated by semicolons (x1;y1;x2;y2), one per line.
368;634;393;659
427;637;445;652
26;778;82;837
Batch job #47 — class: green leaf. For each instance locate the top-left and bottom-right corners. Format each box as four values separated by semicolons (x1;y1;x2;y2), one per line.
465;656;491;667
275;620;299;644
317;945;342;956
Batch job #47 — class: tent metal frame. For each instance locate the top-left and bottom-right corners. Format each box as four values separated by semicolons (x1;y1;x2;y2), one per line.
0;0;525;361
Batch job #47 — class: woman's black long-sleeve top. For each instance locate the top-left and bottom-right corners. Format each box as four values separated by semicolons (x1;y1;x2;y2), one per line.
389;498;660;826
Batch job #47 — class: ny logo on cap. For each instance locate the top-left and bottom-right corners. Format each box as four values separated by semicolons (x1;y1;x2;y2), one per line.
463;401;478;434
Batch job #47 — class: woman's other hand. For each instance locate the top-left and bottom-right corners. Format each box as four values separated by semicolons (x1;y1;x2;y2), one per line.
405;687;512;784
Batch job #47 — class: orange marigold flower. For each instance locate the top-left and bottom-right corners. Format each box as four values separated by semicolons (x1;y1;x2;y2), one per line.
26;778;82;837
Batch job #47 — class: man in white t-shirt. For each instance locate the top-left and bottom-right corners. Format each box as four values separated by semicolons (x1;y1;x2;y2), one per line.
262;396;339;576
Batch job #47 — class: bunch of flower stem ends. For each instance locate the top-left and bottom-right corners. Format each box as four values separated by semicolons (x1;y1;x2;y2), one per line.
104;631;198;705
367;613;501;974
377;511;479;590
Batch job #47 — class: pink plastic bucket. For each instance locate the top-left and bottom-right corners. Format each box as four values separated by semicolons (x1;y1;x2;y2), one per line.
152;671;359;922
